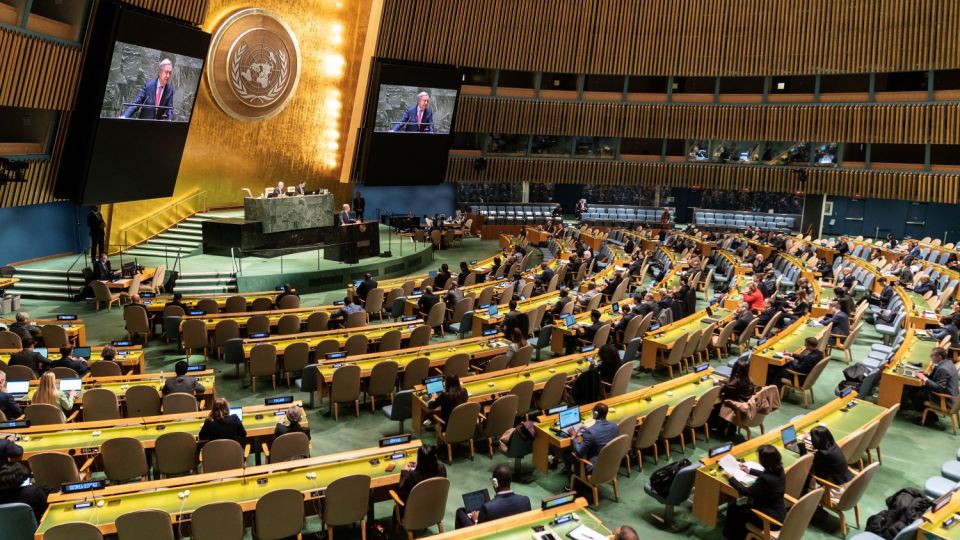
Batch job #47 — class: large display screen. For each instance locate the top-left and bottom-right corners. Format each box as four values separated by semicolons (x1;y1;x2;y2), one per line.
55;0;211;205
355;60;461;186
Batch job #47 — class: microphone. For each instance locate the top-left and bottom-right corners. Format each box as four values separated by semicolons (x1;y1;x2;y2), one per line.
240;450;248;485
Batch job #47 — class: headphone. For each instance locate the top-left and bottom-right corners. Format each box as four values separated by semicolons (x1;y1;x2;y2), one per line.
492;477;499;490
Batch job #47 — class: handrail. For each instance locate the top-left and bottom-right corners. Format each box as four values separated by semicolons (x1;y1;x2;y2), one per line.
65;248;90;301
116;190;208;252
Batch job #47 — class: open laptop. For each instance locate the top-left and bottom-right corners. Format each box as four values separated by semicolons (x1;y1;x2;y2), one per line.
229;407;243;421
428;271;438;278
59;378;83;396
462;489;490;513
554;406;584;434
781;425;800;453
73;347;92;360
423;376;444;395
563;314;576;327
6;380;30;400
488;305;499;317
34;348;47;358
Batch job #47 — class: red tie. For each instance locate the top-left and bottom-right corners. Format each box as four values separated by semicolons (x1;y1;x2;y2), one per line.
156;86;163;106
417;110;422;124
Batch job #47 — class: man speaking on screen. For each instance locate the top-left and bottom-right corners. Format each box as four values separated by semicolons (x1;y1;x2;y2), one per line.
120;59;175;121
391;91;433;132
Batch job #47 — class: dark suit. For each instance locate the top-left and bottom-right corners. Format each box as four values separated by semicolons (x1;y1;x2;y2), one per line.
87;211;106;261
756;308;778;329
162;376;204;395
455;491;532;528
878;285;894;308
9;350;50;376
567;419;618;472
841;275;856;289
391;105;434;132
122;79;174;120
725;470;786;540
914;281;937;295
801;444;853;488
274;422;311;440
917;360;960;412
538;268;555;285
417;293;440;317
93;260;114;281
198;415;247;442
295;185;306;195
733;312;756;335
352;196;365;221
434;271;452;290
339;210;356;226
0;437;23;463
50;357;89;377
356;279;378;301
769;349;824;386
931;324;960;350
823;311;850;338
0;391;23;420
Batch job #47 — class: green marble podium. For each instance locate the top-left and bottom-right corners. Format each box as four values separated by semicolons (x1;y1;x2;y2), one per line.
243;194;334;234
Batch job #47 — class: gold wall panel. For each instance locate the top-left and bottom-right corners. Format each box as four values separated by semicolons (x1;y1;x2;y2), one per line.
0;27;81;110
109;0;374;244
377;0;960;76
445;158;960;204
454;98;960;145
120;0;210;25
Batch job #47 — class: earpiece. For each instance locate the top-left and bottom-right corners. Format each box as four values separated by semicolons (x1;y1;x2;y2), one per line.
492;478;499;490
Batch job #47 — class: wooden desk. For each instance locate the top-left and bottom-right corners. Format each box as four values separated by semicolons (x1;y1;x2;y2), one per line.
639;308;734;370
410;351;596;435
315;334;511;400
105;268;155;290
183;304;341;335
347;274;427;301
144;291;284;314
692;393;885;527
1;346;145;375
792;236;839;263
428;498;610;539
471;291;565;336
35;440;416;540
578;230;604;252
550;302;624;355
532;369;718;473
877;329;939;408
10;402;301;462
747;316;823;386
920;483;960;540
241;320;426;359
0;277;18;290
0;318;87;346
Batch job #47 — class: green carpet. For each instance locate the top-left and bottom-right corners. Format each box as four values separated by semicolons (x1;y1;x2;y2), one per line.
12;237;951;539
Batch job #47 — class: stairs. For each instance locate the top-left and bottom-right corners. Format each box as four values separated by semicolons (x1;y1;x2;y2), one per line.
123;213;223;258
172;271;237;295
7;268;85;301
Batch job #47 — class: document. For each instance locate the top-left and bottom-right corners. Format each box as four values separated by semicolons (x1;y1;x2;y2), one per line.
719;454;760;484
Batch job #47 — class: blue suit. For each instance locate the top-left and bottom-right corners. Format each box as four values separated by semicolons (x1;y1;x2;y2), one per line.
823;310;850;338
122;79;174;120
455;491;531;528
570;419;619;472
0;391;22;420
391;105;433;132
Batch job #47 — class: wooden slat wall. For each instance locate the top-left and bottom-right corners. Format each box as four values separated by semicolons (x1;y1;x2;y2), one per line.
0;159;57;206
0;27;82;110
454;98;960;145
446;158;960;204
120;0;209;25
378;0;960;75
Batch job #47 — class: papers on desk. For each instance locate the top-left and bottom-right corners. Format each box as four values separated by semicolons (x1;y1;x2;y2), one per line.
567;525;608;540
719;454;763;484
775;352;787;358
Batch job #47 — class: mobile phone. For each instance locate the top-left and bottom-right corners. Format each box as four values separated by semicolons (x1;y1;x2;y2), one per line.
385;463;396;472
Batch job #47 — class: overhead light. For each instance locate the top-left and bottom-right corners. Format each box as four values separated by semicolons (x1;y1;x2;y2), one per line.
777;82;786;90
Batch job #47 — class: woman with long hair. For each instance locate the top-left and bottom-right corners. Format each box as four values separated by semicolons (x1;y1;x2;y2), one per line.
198;397;246;442
597;344;622;386
723;445;786;540
32;372;74;418
506;327;528;361
427;375;469;431
397;444;447;516
800;426;853;491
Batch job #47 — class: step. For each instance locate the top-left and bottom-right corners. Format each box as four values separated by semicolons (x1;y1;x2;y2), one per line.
11;274;76;284
175;278;237;285
173;285;236;292
180;272;236;278
8;289;74;300
161;232;202;241
124;248;173;257
13;267;84;277
179;222;204;229
12;282;75;292
147;238;200;247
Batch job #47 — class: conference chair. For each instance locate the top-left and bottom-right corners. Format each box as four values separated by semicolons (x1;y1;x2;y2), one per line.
116;509;176;540
24;403;73;425
281;342;310;387
570;434;631;509
340;310;365;329
364;288;385;321
91;280;121;311
643;459;700;527
435;402;481;462
780;357;831;408
162;315;182;346
378;328;402;352
400;356;430;390
140;264;166;295
162;392;200;414
442;353;471;377
43;522;105;540
277;294;300;310
745;488;824;540
391;477;450;540
0;330;21;349
507;344;533;368
190;502;244;540
306;311;329;332
708;322;737;360
246;314;271;335
848;421;880;470
602;362;632;399
264;432;310;463
482;353;510;374
251;297;274;312
249;343;278;392
388;295;408;321
509;379;535;421
814;463;880;537
40;324;70;349
426;301;446;337
865;403;899;464
528;324;553;361
383;389;414;434
125;385;161;417
49;366;80;379
657;333;688;378
330;364;361;420
828;323;863;364
0;503;38;540
839;429;869;469
224;295;247;314
154;431;199;478
119;274;143;305
323;474;372;540
81;388;121;421
213;319;240;359
659;395;696;458
449;310;473;340
199;439;248;473
29;452;87;490
181;319;209;359
536;371;568;413
89;360;123;377
344;333;368;356
254;489;305;540
686;385;722;446
848;520;923;540
101;437;149;484
3;364;37;381
277;314;301;335
365;360;398;411
192;299;218;315
478;394;518;457
314;338;341;358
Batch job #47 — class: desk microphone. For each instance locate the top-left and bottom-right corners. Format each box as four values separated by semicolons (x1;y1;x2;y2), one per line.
240;454;248;486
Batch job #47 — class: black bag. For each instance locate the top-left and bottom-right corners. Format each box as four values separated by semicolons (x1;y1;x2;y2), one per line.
835;363;871;395
876;309;896;325
649;458;691;497
865;487;931;540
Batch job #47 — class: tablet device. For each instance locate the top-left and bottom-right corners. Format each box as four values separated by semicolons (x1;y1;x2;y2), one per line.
462;489;490;513
423;376;444;395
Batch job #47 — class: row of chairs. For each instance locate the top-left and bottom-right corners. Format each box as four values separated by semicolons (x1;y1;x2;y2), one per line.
580;207;673;227
12;389;202;426
0;324;73;350
472;205;559;225
695;211;796;230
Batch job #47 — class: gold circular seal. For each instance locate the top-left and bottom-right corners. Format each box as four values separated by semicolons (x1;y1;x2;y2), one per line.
207;9;301;122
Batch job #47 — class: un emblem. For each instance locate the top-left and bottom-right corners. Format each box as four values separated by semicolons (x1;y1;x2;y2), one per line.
207;9;301;122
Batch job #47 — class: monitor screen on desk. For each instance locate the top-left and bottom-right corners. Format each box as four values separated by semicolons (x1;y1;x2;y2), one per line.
558;407;581;429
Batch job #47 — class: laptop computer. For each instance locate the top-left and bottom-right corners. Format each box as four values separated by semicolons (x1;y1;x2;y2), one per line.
34;347;47;358
488;305;499;316
229;407;243;421
6;380;29;400
423;376;444;395
462;489;490;513
781;425;800;453
563;314;576;327
73;347;92;360
555;406;584;434
59;378;83;396
429;271;438;278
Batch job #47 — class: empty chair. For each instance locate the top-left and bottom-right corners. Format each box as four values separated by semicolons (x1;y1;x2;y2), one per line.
330;364;361;420
365;288;386;321
125;385;161;417
101;437;149;483
162;392;199;415
0;330;21;349
180;319;209;359
443;353;471;377
295;364;320;408
28;452;82;490
277;294;300;310
249;343;278;392
659;396;696;458
569;434;631;508
200;439;246;473
115;509;175;540
314;338;341;358
43;521;105;540
537;371;568;412
322;474;372;540
89;359;123;378
224;295;248;314
366;360;399;411
282;342;310;387
265;431;310;463
815;463;880;537
383;389;414;434
407;325;432;347
686;385;722;446
92;280;121;311
436;401;481;461
254;489;305;540
154;431;198;478
865;403;899;464
344;333;368;355
246;315;271;336
426;301;446;337
195;299;220;315
378;329;402;352
391;477;450;540
81;388;121;421
306;311;330;332
277;314;301;335
643;459;700;527
401;356;430;390
190;501;244;540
